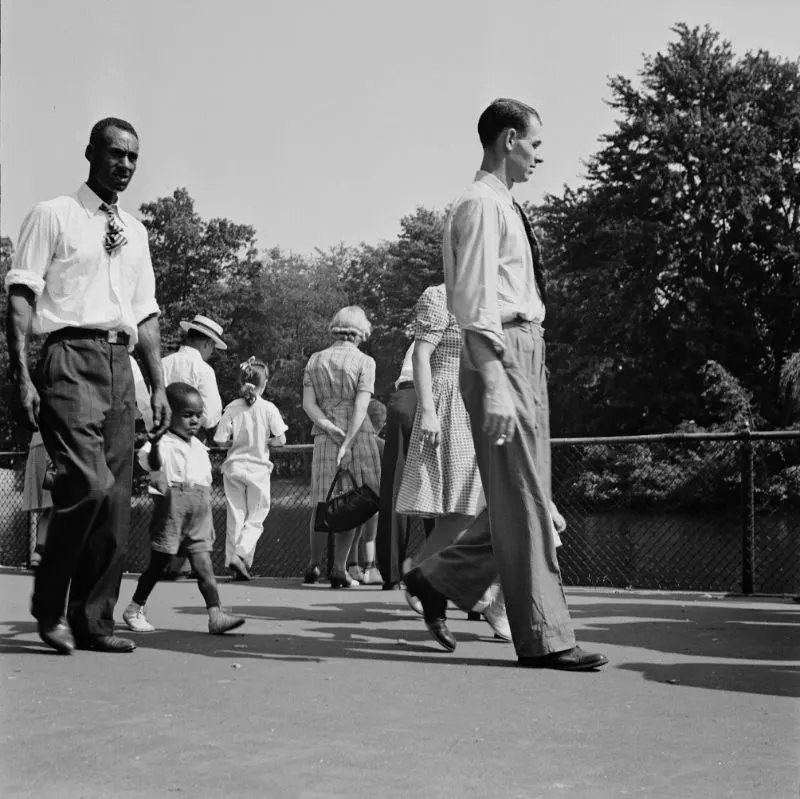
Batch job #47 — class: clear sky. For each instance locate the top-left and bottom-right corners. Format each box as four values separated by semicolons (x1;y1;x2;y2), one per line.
2;0;798;256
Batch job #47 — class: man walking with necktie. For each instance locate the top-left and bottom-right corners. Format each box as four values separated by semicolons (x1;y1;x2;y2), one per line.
404;98;607;670
5;117;170;654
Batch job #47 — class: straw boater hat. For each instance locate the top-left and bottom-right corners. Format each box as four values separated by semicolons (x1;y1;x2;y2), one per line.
179;314;228;350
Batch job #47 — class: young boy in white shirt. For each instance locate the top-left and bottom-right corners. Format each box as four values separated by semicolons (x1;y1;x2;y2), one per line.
122;382;245;635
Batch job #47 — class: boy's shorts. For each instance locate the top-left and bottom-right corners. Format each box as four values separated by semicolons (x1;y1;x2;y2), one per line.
149;485;214;555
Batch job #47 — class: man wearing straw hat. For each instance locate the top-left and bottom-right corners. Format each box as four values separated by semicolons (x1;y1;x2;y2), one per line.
161;314;226;433
159;314;226;578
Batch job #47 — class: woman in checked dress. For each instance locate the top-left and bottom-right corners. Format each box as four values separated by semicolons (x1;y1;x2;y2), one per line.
395;286;515;638
302;306;382;588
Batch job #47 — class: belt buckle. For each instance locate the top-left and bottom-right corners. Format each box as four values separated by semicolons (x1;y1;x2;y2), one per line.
107;330;120;344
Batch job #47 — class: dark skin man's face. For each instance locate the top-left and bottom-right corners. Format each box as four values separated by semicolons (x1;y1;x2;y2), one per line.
85;125;139;203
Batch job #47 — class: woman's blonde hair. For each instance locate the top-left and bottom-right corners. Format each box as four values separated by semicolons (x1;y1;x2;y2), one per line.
329;305;372;342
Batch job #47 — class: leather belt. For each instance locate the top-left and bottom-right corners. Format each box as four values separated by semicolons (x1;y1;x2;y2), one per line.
45;327;130;346
396;381;414;391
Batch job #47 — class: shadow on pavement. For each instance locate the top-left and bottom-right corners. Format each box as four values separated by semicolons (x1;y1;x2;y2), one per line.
616;661;800;697
570;600;798;661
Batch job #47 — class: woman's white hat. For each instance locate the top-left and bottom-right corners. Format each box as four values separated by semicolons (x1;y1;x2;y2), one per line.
179;314;228;350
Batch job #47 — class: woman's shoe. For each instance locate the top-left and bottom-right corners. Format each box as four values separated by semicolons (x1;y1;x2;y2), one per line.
303;564;321;584
347;563;365;583
330;571;359;589
361;563;384;585
404;589;424;616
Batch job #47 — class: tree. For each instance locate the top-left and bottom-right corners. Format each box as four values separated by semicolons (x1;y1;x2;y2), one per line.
0;237;25;448
341;206;446;395
538;24;800;435
139;188;261;353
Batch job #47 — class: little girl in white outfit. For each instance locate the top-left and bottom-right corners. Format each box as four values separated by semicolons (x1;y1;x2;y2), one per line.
214;357;288;580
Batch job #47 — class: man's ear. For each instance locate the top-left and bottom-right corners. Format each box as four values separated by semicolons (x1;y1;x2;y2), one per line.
502;127;517;152
84;144;94;163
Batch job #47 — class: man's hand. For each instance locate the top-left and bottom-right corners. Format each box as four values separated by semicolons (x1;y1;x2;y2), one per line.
482;372;517;445
12;373;40;431
149;469;169;495
148;386;171;438
464;330;517;446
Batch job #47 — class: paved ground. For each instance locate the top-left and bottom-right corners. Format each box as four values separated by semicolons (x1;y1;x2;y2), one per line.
0;569;798;799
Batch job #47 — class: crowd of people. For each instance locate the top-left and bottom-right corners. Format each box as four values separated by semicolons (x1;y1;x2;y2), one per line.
7;98;607;671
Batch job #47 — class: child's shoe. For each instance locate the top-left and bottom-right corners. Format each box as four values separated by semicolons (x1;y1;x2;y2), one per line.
122;603;156;632
208;611;245;635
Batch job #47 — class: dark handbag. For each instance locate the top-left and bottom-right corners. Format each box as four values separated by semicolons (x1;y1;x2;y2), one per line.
316;467;379;533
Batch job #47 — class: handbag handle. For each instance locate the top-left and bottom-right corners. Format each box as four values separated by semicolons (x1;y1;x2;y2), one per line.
324;467;356;503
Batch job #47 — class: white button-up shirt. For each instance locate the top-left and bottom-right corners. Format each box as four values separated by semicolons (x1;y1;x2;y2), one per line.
161;346;223;429
137;431;212;488
443;171;545;356
5;183;159;345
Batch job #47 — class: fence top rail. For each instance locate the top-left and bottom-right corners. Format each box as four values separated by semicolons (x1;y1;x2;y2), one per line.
1;430;797;458
551;430;800;445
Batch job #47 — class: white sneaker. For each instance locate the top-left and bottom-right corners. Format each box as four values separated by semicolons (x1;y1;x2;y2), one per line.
122;603;156;633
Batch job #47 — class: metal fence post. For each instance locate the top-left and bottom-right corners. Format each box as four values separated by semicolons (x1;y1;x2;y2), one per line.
740;430;755;595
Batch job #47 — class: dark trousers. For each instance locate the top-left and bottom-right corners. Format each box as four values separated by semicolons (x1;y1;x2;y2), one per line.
375;385;419;583
32;337;135;638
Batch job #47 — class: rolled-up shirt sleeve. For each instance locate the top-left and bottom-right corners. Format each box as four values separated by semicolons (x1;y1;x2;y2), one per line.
4;203;58;296
130;222;161;324
447;197;505;355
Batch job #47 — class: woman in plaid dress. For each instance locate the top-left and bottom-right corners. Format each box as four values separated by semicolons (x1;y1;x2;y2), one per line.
396;285;484;546
302;306;381;588
396;285;512;639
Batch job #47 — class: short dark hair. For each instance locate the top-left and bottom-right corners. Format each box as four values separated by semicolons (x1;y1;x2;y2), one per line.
185;330;213;346
165;382;201;412
477;99;541;148
89;117;139;148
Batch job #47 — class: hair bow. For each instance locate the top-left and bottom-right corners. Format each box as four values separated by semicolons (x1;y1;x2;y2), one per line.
239;356;256;370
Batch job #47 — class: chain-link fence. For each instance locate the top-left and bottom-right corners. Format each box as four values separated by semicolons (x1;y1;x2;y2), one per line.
1;432;798;593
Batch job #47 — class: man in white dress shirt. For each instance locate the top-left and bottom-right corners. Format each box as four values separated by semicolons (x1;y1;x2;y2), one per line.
161;314;225;433
5;117;170;654
405;98;607;670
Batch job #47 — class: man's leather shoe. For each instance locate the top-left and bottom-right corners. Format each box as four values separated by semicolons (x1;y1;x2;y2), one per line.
38;621;75;654
75;634;136;653
518;645;608;671
404;568;456;652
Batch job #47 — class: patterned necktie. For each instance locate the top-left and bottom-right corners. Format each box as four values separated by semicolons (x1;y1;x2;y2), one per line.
513;200;548;307
99;202;127;255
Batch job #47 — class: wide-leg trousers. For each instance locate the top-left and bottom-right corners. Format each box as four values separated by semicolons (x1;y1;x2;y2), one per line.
32;336;135;638
223;461;271;568
419;323;575;657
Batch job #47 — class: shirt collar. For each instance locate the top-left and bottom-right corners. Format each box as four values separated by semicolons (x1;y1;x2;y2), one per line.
163;430;191;448
178;345;204;362
474;170;515;207
77;182;127;224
